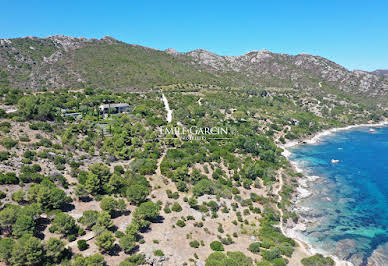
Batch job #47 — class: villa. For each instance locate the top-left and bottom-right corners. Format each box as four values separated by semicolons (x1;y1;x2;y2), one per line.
99;103;130;114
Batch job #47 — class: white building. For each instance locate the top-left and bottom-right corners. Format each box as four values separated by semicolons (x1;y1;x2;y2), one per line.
99;103;130;114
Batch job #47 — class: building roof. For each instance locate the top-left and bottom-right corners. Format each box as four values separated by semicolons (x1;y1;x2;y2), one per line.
99;103;130;109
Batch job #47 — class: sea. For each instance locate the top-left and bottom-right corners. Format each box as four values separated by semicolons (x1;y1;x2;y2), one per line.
288;126;388;266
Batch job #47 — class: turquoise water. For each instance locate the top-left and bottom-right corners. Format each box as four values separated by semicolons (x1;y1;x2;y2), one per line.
289;126;388;265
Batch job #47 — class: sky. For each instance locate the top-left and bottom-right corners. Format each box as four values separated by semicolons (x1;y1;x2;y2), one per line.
1;0;387;71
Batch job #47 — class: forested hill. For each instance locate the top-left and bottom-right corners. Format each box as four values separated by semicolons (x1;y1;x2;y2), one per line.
0;35;387;105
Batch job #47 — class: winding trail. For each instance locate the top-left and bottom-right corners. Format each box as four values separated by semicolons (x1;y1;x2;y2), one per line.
274;171;311;261
162;93;172;123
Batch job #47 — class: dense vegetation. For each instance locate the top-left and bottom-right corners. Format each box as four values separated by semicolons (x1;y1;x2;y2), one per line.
0;82;385;265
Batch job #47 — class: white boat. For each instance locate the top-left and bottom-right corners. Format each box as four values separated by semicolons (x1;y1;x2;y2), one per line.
369;128;376;133
331;159;339;163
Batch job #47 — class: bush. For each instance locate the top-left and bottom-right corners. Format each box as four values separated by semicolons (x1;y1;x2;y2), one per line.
119;253;145;266
176;220;186;227
261;248;281;261
1;138;18;149
189;240;200;248
0;191;6;199
11;190;25;202
272;257;287;266
163;204;171;214
193;179;214;196
205;251;252;265
0;172;18;184
210;241;224;251
115;231;125;238
176;180;188;192
153;249;164;256
249;242;261;253
166;189;179;199
171;202;182;212
0;151;10;161
301;254;335;266
217;224;224;233
77;240;89;251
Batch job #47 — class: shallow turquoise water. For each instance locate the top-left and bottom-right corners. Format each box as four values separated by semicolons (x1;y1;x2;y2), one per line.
289;126;388;265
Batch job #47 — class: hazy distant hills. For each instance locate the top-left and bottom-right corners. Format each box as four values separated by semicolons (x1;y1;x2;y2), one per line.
372;69;388;77
0;35;387;103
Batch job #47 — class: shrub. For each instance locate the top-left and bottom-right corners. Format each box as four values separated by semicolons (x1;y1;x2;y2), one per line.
163;205;171;214
171;202;182;212
153;249;164;256
210;241;224;251
0;151;10;161
219;235;234;245
166;189;179;199
301;254;335;266
207;201;219;212
119;254;145;266
188;197;198;208
11;190;25;202
77;240;89;251
0;172;18;184
249;242;261;253
1;138;18;149
176;180;188;192
115;231;125;238
193;179;214;196
176;220;186;227
189;240;200;248
261;248;281;261
205;251;252;265
272;257;287;266
19;135;30;142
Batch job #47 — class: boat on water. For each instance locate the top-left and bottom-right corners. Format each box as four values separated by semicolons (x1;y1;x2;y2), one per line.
331;159;339;163
369;128;376;133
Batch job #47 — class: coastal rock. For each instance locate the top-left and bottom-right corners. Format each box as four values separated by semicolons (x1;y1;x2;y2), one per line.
144;253;169;266
368;242;388;266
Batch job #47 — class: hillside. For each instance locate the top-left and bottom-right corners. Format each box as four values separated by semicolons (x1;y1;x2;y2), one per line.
373;69;388;77
0;83;385;266
0;35;387;266
1;36;387;106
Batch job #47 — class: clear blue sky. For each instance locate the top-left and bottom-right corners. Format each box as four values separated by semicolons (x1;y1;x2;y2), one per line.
1;0;387;71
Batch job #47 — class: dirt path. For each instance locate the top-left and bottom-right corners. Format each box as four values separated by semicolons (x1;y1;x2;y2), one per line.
275;171;311;265
161;94;172;123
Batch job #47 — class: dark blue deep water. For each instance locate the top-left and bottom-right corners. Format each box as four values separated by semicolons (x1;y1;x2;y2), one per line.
289;126;388;265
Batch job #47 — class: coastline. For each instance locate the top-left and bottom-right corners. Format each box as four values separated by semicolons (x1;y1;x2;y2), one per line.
281;120;388;151
279;120;388;266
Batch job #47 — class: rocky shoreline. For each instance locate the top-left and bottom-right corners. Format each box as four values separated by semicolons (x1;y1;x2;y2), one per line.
279;121;388;266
